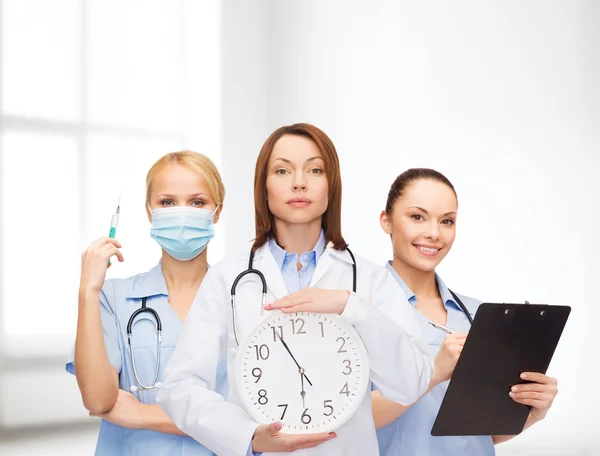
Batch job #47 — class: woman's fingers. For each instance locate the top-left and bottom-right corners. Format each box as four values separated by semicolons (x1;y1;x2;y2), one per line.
281;432;336;451
267;292;306;310
520;372;557;385
101;244;124;262
89;237;122;250
511;383;557;394
511;398;552;409
509;391;554;402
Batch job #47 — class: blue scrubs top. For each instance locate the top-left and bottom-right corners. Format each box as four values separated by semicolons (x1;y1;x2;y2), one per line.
66;262;228;456
376;261;495;456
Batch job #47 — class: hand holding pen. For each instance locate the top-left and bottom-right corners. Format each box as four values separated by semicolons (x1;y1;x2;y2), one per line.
429;321;468;385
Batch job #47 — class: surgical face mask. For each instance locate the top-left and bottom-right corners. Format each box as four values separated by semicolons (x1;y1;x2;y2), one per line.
150;205;218;261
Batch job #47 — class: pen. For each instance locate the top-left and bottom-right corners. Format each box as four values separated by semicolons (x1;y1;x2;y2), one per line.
428;321;456;334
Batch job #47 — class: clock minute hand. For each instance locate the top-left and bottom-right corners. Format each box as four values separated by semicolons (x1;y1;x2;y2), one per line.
274;330;313;386
300;369;306;408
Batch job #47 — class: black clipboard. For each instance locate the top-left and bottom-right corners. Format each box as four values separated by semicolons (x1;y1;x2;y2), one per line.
431;303;570;436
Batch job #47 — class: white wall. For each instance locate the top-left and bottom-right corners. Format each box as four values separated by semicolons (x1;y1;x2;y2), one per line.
222;1;599;454
221;1;273;255
0;0;223;429
581;0;600;448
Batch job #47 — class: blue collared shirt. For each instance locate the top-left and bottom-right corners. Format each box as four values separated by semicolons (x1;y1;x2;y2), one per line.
268;230;326;294
376;261;495;456
66;262;228;456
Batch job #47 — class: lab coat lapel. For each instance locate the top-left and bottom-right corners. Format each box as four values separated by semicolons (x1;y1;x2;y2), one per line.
255;243;288;301
309;242;336;288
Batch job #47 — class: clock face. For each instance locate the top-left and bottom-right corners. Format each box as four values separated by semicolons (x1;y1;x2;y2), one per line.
235;312;369;434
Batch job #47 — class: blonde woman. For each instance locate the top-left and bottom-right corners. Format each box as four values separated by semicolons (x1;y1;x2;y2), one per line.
67;151;226;455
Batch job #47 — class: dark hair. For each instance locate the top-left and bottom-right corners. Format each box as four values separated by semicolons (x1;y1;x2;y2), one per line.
252;123;347;252
385;168;457;214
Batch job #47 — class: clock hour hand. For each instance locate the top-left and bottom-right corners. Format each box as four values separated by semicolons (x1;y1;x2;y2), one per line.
274;330;313;386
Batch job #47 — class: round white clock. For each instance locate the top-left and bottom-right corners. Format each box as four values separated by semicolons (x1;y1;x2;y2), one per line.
236;311;370;434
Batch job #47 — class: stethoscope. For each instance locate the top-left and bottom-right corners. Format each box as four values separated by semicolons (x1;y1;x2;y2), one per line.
230;247;357;346
127;297;162;392
448;290;531;325
448;289;474;324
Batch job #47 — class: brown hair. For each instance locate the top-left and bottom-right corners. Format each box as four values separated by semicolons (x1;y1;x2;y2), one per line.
252;123;347;252
146;151;226;206
385;168;457;214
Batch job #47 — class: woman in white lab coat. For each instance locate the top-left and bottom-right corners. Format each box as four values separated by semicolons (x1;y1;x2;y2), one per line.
157;123;434;456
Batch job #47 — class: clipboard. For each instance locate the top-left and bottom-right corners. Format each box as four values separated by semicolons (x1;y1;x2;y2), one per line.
431;303;570;436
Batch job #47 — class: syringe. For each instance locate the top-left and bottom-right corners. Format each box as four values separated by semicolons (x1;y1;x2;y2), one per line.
108;194;120;266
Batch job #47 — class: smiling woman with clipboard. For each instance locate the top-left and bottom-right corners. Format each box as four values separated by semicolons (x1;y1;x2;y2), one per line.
371;168;565;456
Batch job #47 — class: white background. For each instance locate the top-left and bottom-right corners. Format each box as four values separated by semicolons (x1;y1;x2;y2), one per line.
1;1;598;455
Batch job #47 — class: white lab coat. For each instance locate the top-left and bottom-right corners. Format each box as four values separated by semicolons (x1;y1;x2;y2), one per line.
157;242;433;456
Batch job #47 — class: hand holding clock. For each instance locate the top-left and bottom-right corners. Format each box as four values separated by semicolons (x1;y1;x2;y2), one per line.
265;288;350;314
252;421;336;453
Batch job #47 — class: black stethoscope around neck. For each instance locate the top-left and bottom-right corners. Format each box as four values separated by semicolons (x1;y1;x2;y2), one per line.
446;291;530;325
447;289;474;324
127;297;162;392
229;246;357;346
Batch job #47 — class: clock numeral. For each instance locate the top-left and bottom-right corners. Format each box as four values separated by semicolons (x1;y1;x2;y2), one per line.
336;336;347;353
271;326;284;342
339;382;350;397
318;321;325;337
277;404;288;420
258;389;269;405
254;344;270;360
342;359;352;375
252;367;262;383
301;408;312;424
291;318;306;335
323;400;334;416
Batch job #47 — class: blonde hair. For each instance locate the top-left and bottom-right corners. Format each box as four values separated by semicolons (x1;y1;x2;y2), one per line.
145;151;225;206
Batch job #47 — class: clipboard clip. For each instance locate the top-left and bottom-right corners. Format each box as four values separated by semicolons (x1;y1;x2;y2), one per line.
523;301;548;315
